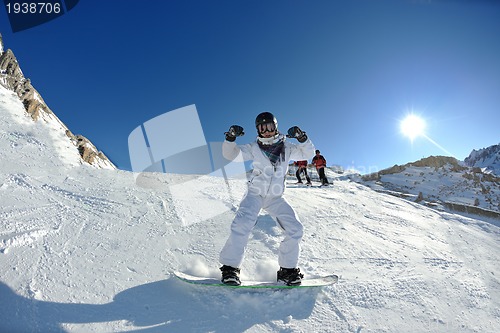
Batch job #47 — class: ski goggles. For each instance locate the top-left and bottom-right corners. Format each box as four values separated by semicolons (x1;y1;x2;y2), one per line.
257;122;276;133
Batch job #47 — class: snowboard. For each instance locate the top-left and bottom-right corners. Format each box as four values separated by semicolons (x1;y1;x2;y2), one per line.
173;271;338;289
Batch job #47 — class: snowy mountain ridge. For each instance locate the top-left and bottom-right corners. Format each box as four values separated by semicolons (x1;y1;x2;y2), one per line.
0;33;115;170
359;154;500;218
464;143;500;176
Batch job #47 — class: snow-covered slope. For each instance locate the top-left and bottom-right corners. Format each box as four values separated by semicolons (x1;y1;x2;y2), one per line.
360;156;500;217
1;85;499;332
0;35;115;170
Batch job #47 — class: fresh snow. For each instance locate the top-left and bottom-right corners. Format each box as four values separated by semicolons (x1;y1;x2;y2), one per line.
1;84;499;332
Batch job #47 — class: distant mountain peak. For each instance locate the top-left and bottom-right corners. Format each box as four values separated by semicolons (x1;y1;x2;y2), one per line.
0;33;115;169
464;143;500;176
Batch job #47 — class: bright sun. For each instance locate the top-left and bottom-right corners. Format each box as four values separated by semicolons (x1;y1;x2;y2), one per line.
400;114;426;141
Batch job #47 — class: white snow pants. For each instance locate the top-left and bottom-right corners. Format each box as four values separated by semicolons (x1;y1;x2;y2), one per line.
219;189;304;269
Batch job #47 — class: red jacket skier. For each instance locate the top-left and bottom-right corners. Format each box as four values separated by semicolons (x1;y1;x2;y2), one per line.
312;150;329;186
294;160;311;185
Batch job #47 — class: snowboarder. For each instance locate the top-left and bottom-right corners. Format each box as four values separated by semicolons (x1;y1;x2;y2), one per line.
294;160;312;185
312;149;329;186
219;112;315;286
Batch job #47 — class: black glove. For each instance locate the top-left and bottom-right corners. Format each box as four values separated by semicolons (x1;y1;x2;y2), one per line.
225;125;244;142
286;126;307;143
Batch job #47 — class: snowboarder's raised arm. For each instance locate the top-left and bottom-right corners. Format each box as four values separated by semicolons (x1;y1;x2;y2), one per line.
222;125;254;161
289;137;315;161
286;126;315;161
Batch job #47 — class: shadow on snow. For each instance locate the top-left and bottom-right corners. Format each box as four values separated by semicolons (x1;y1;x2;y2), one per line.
1;276;320;332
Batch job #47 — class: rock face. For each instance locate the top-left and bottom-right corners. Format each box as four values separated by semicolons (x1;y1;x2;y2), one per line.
464;144;500;176
0;49;51;122
362;156;467;182
0;33;115;169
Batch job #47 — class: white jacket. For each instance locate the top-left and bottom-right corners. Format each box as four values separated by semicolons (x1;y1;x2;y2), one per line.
223;135;315;197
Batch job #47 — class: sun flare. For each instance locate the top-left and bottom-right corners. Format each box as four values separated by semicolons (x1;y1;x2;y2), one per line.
400;114;426;141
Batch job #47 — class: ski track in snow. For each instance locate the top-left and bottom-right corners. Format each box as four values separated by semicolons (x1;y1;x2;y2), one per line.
1;85;500;332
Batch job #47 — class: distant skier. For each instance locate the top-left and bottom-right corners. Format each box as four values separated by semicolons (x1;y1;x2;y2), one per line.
294;160;311;185
312;149;329;186
219;112;315;286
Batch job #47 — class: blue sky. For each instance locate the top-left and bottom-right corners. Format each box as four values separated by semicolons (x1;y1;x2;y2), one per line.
1;0;499;173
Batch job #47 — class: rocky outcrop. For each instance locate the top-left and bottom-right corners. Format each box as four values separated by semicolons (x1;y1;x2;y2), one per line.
464;144;500;176
443;201;500;219
361;156;466;181
0;38;59;123
411;156;464;170
0;33;115;169
361;164;404;181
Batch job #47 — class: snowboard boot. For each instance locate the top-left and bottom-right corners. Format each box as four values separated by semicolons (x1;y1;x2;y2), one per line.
220;265;241;286
277;267;304;286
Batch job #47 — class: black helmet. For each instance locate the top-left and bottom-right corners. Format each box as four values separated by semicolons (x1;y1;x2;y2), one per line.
255;112;278;130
